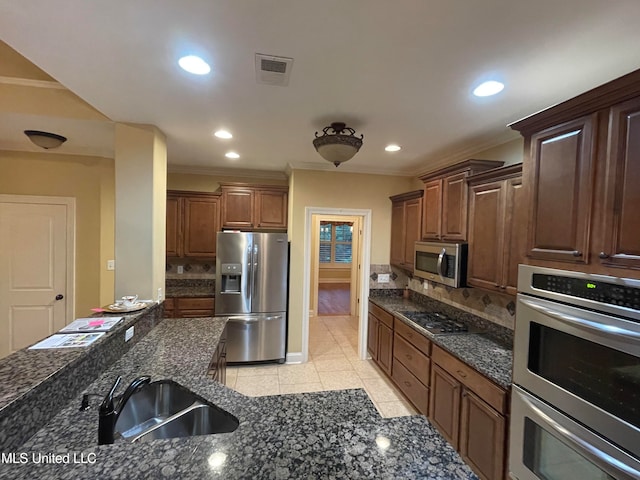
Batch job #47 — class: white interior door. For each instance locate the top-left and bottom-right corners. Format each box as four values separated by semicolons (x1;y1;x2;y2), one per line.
0;197;73;358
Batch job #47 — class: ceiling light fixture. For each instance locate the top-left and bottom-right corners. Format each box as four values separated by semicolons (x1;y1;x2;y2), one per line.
178;55;211;75
473;80;505;97
385;144;401;152
23;130;67;149
225;152;240;159
214;130;233;139
312;122;363;167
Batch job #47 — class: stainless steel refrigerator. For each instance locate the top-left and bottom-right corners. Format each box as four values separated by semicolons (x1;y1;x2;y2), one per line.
215;232;288;363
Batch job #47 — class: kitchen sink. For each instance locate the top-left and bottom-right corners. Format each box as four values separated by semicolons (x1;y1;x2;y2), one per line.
114;379;238;442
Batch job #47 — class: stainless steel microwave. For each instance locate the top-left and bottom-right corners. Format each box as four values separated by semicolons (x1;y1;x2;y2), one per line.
414;241;467;288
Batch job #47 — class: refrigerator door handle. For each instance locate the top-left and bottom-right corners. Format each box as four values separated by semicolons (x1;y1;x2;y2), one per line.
246;242;253;305
252;243;259;309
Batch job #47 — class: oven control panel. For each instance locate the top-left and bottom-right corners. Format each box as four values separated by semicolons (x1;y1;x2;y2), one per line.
532;274;640;310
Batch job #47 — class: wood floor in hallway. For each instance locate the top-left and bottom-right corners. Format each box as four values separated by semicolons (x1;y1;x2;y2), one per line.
317;282;350;316
226;315;418;418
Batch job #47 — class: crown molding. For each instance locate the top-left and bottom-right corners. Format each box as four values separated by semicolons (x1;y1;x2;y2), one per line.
167;164;289;180
0;76;66;90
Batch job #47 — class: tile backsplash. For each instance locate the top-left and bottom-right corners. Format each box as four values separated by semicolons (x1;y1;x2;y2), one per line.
166;260;215;279
369;264;409;290
408;277;515;330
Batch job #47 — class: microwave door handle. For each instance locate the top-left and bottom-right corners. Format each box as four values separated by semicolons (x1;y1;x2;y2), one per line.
520;297;640;340
520;391;639;479
436;248;446;279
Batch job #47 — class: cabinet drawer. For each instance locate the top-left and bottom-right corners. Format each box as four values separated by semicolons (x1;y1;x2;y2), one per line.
432;345;507;414
368;301;394;328
391;359;429;415
393;333;430;385
177;297;215;310
164;298;175;309
394;318;431;355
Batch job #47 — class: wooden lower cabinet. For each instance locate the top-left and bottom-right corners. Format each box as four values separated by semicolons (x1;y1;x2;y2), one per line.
164;297;215;318
391;360;430;415
367;302;393;375
429;345;508;480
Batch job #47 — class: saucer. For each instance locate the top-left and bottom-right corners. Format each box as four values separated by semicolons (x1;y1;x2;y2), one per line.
103;302;148;313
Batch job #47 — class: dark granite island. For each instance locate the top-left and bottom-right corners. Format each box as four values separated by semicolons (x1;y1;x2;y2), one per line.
0;314;478;479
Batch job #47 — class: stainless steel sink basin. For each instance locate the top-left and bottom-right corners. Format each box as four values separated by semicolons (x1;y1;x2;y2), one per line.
114;379;238;442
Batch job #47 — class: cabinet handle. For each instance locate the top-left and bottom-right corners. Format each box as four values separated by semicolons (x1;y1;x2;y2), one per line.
404;381;412;387
599;252;610;259
405;354;413;361
572;250;582;257
457;370;467;378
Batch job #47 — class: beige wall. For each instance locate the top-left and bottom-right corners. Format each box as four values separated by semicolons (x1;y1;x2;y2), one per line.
167;172;288;192
318;267;351;282
473;138;524;166
0;150;115;316
287;169;414;353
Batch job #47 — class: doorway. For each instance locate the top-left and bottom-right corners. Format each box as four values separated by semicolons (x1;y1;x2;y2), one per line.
302;207;371;363
0;195;75;359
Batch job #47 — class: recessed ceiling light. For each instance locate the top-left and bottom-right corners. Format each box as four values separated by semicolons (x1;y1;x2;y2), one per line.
385;144;401;152
473;80;504;97
214;130;233;139
225;152;240;159
178;55;211;75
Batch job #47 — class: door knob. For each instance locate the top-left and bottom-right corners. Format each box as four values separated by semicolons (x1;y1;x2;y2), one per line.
55;294;64;300
599;252;610;259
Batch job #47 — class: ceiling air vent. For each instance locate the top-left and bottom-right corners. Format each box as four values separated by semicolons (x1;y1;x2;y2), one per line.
255;53;293;86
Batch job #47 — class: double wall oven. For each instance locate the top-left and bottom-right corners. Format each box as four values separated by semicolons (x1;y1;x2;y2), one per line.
510;265;640;480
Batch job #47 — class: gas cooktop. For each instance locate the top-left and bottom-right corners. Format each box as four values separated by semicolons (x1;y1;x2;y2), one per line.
397;310;481;335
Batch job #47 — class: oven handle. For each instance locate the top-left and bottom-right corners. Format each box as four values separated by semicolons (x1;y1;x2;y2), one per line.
520;297;640;340
519;390;639;479
436;248;446;278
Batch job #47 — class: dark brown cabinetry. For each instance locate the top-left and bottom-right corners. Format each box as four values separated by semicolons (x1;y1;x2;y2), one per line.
467;165;524;295
166;191;220;258
510;68;640;276
208;325;227;384
389;190;423;271
220;183;288;230
367;301;393;375
429;345;508;480
419;160;503;242
164;297;215;318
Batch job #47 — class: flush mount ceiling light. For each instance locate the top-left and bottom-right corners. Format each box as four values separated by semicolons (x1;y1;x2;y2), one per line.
23;130;67;149
178;55;211;75
214;130;232;139
225;151;240;159
312;122;363;167
473;80;505;97
385;144;401;152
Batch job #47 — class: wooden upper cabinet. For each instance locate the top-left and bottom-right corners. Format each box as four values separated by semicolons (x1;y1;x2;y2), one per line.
467;165;524;295
220;183;288;230
166;196;181;257
527;116;596;263
601;97;640;269
422;179;442;240
183;196;219;257
420;160;504;242
389;190;423;271
166;191;220;258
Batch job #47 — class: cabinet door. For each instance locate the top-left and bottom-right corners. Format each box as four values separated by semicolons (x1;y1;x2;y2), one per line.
183;197;219;258
166;196;181;257
528;115;596;263
367;313;379;360
221;188;254;229
429;364;461;449
256;189;288;229
442;172;469;241
377;322;393;375
468;181;504;292
502;176;525;295
403;197;422;268
390;201;405;267
460;389;506;480
422;179;442;240
601;97;640;269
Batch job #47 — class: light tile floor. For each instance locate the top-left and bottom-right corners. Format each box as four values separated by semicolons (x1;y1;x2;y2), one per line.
226;315;418;418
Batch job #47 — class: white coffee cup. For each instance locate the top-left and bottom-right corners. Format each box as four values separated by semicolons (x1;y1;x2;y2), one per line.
122;295;138;307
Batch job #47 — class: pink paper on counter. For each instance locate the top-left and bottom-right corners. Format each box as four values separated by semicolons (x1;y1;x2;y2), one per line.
88;320;104;326
91;308;106;312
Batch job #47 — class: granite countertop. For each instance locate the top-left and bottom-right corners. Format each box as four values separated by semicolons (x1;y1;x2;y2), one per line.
0;317;479;479
165;278;215;298
369;297;513;389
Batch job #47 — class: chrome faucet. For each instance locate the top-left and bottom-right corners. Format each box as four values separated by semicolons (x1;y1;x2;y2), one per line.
98;375;151;445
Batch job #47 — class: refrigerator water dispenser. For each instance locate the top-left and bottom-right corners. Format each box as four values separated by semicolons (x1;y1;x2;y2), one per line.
220;263;242;293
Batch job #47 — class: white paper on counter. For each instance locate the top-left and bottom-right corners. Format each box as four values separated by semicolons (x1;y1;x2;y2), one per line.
28;332;106;349
58;317;124;333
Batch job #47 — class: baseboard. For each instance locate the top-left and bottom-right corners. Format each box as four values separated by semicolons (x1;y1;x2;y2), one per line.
318;279;352;284
285;352;303;364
